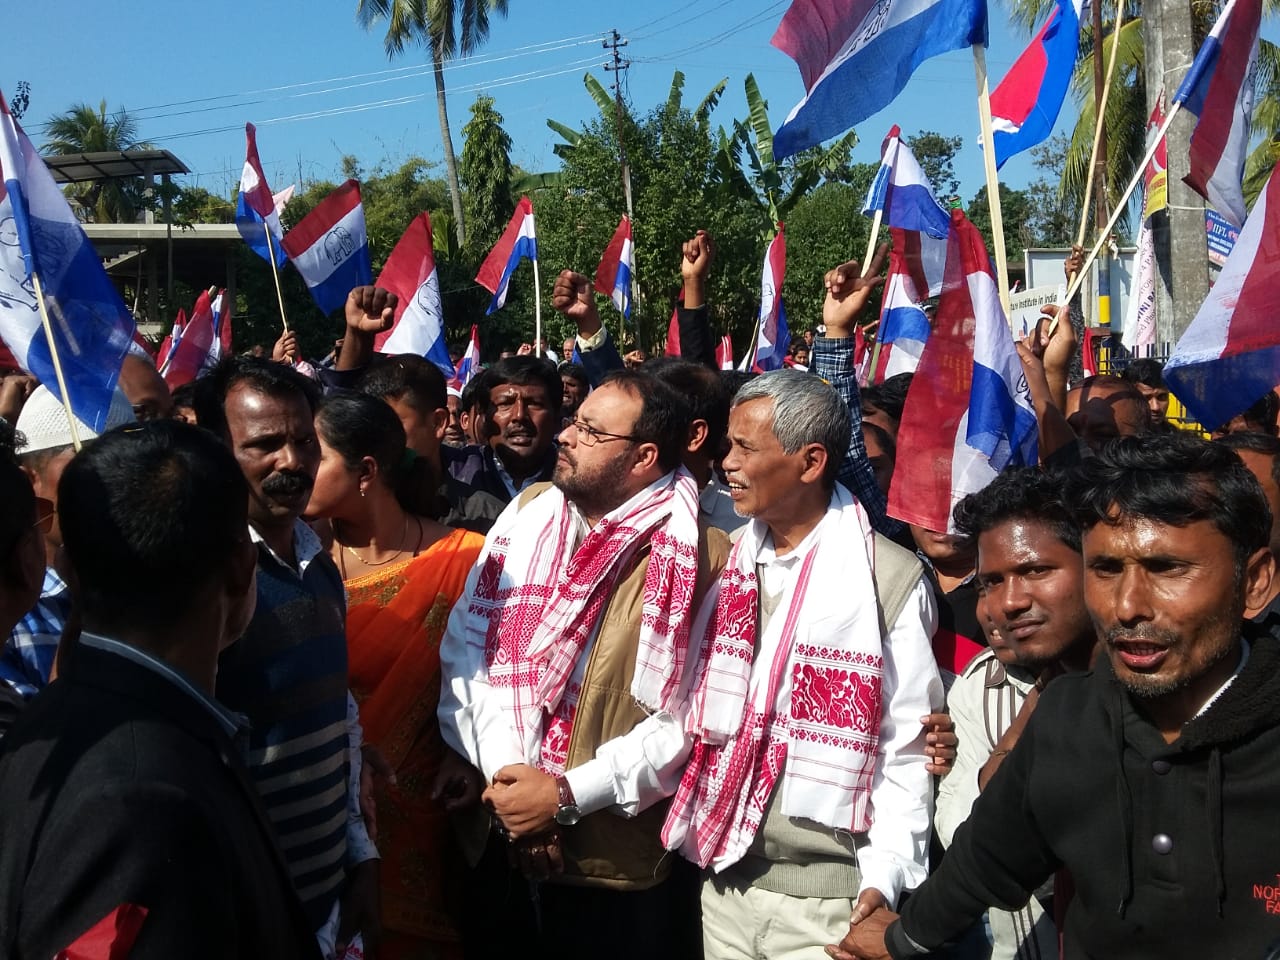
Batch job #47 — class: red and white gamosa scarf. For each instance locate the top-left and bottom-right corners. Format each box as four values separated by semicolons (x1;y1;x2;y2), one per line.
662;484;886;870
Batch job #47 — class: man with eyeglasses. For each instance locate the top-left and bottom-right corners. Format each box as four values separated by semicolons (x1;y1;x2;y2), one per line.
439;368;730;959
3;386;134;704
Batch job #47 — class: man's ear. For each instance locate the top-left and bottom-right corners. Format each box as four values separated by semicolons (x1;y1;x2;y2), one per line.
799;443;830;486
432;407;449;442
687;419;710;455
1242;547;1276;618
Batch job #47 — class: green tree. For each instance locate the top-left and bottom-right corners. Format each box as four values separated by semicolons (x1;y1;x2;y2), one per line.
355;0;510;249
171;185;236;226
41;100;149;222
460;94;515;260
968;182;1035;266
905;130;963;202
1023;134;1076;247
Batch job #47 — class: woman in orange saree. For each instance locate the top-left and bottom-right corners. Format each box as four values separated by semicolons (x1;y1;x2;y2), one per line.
309;394;485;960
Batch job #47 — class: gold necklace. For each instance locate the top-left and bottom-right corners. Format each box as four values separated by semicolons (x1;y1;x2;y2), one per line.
342;514;409;567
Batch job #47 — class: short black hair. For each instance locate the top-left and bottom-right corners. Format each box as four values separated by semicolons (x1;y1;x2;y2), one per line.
485;356;563;412
597;369;691;472
720;370;757;401
169;381;197;412
1065;434;1270;570
193;356;321;440
862;420;896;459
1121;358;1165;389
862;372;913;424
644;357;730;457
1216;431;1280;494
954;466;1080;552
460;368;490;414
1230;391;1280;434
558;362;590;392
58;420;250;634
0;458;35;560
357;354;448;416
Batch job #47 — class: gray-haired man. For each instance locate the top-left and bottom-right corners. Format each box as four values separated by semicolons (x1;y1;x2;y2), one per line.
662;369;943;960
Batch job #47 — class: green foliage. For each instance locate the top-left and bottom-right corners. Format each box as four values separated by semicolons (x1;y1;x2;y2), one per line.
967;182;1035;265
1022;134;1076;247
460;94;515;260
170;185;235;226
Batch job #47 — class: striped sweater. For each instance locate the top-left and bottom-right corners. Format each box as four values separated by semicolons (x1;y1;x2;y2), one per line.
216;521;354;930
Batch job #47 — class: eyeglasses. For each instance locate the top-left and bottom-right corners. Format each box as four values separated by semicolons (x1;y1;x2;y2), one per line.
569;419;641;447
32;497;54;535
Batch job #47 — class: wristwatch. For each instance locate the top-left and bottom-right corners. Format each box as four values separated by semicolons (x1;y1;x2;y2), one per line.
554;774;582;826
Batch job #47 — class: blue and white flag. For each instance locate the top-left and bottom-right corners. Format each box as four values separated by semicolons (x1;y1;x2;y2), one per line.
280;179;372;315
476;196;537;314
862;125;952;240
235;123;288;267
375;212;455;379
1172;0;1261;229
0;91;134;432
772;0;987;159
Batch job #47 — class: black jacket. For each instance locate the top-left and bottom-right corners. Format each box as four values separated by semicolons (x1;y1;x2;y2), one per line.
0;644;320;960
891;631;1280;959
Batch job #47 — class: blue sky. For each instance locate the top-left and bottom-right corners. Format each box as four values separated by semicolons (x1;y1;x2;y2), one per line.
9;0;1072;204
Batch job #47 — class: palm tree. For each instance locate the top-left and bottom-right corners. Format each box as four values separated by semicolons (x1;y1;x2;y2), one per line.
41;100;149;222
998;0;1280;221
356;0;509;249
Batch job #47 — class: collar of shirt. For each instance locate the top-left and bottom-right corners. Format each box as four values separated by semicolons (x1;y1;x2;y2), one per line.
41;566;69;599
248;518;324;576
753;496;831;596
79;631;248;739
1193;638;1251;720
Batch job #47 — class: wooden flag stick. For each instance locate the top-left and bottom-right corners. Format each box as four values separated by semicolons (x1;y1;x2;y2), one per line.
861;208;885;274
1052;0;1128;334
263;222;289;332
30;272;83;452
531;240;543;356
973;44;1012;321
1060;103;1184;308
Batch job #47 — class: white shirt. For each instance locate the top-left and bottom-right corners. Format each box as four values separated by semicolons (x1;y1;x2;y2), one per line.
438;485;697;818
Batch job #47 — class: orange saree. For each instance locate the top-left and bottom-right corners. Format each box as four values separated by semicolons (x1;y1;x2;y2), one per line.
345;527;484;960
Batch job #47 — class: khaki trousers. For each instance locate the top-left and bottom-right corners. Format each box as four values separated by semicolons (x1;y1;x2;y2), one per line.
701;877;855;960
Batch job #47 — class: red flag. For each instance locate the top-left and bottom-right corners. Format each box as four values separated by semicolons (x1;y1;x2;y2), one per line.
162;292;216;388
55;903;148;960
715;335;734;370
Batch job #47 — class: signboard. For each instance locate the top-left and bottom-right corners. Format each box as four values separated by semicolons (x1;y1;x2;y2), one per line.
1007;285;1064;336
1205;210;1238;266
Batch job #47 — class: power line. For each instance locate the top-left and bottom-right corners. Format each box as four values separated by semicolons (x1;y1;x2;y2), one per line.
633;0;788;64
23;33;603;135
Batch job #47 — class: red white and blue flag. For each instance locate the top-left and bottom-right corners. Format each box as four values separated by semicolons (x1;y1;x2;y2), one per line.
210;288;233;363
747;225;789;371
873;242;933;381
450;324;481;389
888;210;1036;532
375;212;455;379
156;309;185;371
772;0;987;159
0;91;135;432
989;0;1083;169
476;196;537;314
162;290;217;388
863;125;952;241
716;335;734;370
1164;165;1280;430
1173;0;1261;228
594;216;634;319
235;124;288;267
281;179;371;315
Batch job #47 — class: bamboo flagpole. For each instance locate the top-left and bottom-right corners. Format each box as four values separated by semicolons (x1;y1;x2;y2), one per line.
1051;0;1127;333
263;223;289;332
1061;103;1183;307
530;209;543;355
861;208;885;274
30;272;83;451
973;44;1013;320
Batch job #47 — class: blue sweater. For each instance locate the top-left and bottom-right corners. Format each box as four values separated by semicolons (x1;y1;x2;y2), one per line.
216;525;350;930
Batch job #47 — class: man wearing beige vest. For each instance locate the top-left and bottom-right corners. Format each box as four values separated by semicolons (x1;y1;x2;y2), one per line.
439;368;729;959
663;369;943;959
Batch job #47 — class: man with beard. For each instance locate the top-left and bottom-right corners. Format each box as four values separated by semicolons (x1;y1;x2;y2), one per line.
444;355;562;504
831;434;1280;960
439;369;729;959
935;467;1098;959
195;358;379;957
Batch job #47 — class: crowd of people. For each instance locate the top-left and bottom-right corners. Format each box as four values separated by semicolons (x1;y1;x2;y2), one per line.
1;229;1278;960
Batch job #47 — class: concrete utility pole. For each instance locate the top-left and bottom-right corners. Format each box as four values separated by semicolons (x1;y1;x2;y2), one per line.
1145;0;1210;345
603;30;633;223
